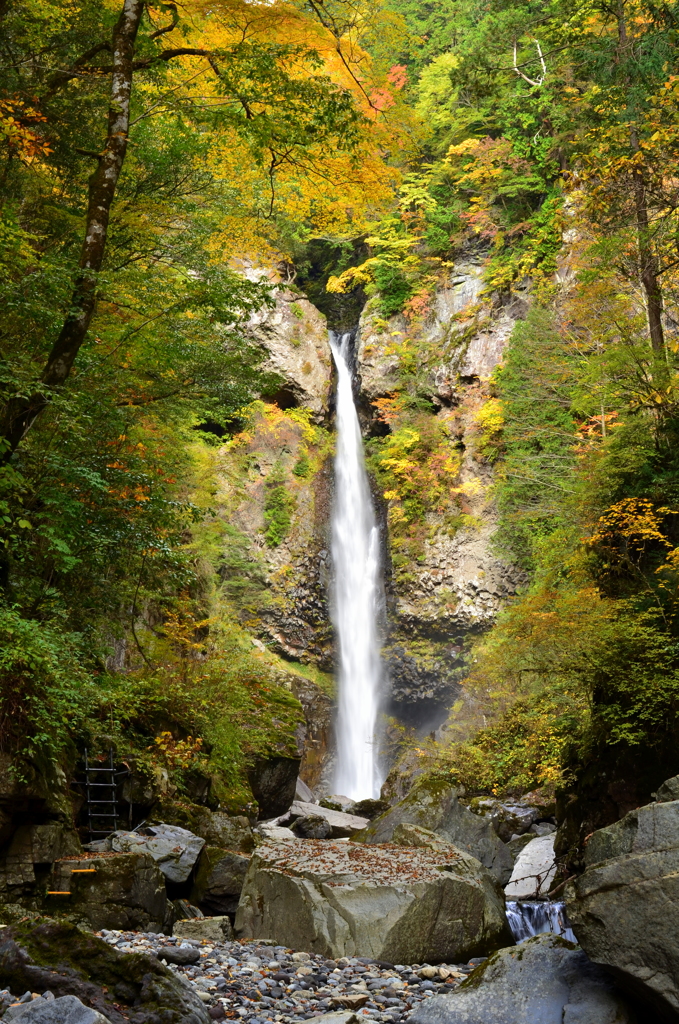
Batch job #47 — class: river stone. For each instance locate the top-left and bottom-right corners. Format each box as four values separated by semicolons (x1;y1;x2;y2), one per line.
111;823;205;883
290;801;369;838
3;995;110;1024
191;847;250;916
49;853;167;932
407;934;634;1024
566;797;679;1020
353;779;513;884
504;835;557;899
234;839;512;962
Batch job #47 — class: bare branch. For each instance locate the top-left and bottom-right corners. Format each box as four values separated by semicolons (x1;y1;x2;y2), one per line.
513;39;547;87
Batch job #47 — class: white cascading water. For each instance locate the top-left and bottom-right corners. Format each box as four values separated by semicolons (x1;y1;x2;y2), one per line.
330;331;382;800
505;901;576;943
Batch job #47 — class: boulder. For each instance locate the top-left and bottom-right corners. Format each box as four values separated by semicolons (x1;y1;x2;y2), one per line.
255;825;296;842
407;934;635;1024
291;815;333;839
504;836;557;900
0;918;209;1024
566;796;679;1021
656;775;679;802
49;853;167;932
173;917;234;942
4;995;110;1024
235;839;512;962
191;847;250;916
290;801;368;838
469;798;539;842
353;779;513;884
249;756;301;819
111;823;205;883
156;944;201;966
201;813;255;855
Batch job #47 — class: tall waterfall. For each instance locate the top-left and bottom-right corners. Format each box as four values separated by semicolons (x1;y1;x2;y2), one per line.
330;331;382;801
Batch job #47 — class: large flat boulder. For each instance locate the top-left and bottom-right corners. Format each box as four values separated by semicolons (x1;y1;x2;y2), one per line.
407;934;635;1024
111;823;205;883
49;853;167;932
353;779;513;884
566;796;679;1021
291;801;369;838
234;839;512;963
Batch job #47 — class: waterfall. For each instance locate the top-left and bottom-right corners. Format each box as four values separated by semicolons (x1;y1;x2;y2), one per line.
505;901;576;944
330;331;382;801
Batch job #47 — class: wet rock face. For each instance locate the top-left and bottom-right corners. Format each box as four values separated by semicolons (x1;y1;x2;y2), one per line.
354;265;525;721
235;839;512;963
566;795;679;1021
245;278;332;422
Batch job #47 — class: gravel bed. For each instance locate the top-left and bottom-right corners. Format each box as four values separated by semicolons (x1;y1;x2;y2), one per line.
96;929;485;1022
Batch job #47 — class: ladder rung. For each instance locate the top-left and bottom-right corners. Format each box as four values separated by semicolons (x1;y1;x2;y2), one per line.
47;891;71;895
71;869;97;874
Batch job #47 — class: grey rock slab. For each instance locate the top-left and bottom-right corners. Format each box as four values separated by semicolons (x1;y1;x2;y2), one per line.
504;836;556;900
3;995;110;1024
291;801;368;838
296;778;317;804
353;779;512;884
407;934;634;1024
111;823;205;883
567;797;679;1020
235;838;512;963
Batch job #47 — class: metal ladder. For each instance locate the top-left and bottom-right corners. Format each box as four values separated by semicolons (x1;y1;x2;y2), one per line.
83;747;119;841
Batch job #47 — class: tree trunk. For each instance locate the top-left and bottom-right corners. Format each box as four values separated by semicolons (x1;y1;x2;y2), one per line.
1;0;145;460
617;2;665;355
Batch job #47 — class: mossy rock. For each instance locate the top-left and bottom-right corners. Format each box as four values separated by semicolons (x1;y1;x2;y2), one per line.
190;845;250;916
45;853;167;933
0;918;209;1024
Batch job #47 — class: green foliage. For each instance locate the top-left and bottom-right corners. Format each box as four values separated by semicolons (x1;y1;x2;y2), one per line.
292;451;312;478
263;474;297;547
372;262;414;317
492;308;578;568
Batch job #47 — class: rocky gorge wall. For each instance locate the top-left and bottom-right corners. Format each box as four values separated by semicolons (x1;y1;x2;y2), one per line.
211;259;526;786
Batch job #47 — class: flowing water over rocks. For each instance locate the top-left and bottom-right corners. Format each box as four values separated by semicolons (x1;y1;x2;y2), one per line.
330;332;382;801
505;902;575;944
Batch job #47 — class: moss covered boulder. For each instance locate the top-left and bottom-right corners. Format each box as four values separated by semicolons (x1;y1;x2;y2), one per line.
48;853;167;932
190;846;250;916
0;918;209;1024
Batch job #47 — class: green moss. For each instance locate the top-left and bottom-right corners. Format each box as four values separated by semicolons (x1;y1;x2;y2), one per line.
264;477;296;547
293;451;312;478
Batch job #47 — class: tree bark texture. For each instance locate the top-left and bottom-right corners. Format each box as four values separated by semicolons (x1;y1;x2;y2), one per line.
1;0;145;459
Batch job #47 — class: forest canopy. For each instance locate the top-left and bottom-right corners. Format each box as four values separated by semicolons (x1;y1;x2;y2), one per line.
3;0;679;839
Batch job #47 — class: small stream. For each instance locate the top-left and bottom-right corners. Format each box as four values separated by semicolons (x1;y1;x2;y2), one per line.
506;901;576;943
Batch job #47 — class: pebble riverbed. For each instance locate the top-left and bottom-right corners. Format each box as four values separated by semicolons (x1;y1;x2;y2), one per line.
97;930;486;1022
